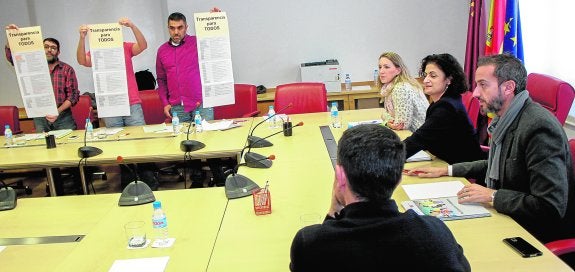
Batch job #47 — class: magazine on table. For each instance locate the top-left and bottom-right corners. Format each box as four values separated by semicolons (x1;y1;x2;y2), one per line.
401;181;491;221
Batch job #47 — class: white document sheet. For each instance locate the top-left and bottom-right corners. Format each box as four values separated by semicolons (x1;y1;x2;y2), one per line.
401;180;465;200
406;150;432;162
108;256;169;272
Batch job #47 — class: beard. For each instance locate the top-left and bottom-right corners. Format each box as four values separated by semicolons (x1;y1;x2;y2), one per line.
47;56;58;64
480;90;505;115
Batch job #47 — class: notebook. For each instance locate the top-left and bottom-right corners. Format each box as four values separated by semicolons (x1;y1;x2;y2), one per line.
401;181;491;221
402;197;491;221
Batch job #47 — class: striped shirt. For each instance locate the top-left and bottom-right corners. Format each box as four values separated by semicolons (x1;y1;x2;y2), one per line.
5;47;79;107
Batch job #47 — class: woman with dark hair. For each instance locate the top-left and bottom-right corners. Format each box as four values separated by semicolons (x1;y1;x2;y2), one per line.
403;53;484;164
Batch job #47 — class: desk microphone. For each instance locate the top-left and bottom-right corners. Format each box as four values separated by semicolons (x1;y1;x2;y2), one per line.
117;156;156;206
78;107;103;158
225;155;275;199
247;103;293;148
0;180;16;211
244;122;303;168
180;102;205;152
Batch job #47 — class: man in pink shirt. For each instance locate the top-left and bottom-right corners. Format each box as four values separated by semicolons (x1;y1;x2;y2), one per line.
77;18;159;191
156;11;233;188
156;11;215;122
77;17;147;127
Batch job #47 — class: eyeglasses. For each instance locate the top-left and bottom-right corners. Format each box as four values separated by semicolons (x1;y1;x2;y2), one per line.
44;45;58;51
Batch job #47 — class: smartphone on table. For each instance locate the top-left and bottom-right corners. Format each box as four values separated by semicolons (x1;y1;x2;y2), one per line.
503;237;543;258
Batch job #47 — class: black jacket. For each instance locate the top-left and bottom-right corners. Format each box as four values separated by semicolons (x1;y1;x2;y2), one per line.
290;201;471;271
404;95;485;164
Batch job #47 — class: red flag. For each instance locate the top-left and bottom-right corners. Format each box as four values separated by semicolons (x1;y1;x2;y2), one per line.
464;0;486;90
485;0;507;55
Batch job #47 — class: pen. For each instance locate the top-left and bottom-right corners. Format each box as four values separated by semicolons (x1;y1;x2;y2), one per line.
403;169;424;175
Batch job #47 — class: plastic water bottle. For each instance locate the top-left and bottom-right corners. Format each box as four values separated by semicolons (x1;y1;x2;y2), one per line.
345;73;352;91
152;200;169;242
267;105;277;129
4;125;13;146
85;118;93;140
330;102;341;128
171;111;180;135
373;69;379;87
194;110;203;133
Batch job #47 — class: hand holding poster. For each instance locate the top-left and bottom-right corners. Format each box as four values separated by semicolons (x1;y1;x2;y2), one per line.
88;23;130;117
193;12;235;108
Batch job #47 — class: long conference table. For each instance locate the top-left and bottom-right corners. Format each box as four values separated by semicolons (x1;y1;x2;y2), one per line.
0;108;572;271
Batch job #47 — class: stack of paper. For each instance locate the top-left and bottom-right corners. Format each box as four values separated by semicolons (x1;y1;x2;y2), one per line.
347;119;383;128
201;120;234;131
24;129;73;140
143;123;170;133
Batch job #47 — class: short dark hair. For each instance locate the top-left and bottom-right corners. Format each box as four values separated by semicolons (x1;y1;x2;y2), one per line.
477;53;527;95
420;53;468;97
43;37;60;51
168;12;187;24
337;124;405;202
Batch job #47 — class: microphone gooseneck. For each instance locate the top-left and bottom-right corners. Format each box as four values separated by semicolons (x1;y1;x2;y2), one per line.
245;103;293;149
248;103;293;138
78;107;102;159
180;102;205;152
243;122;302;169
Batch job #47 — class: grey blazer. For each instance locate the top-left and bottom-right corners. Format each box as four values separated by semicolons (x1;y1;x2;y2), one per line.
453;97;575;243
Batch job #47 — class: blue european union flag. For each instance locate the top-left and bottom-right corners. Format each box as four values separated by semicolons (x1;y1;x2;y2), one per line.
502;0;524;63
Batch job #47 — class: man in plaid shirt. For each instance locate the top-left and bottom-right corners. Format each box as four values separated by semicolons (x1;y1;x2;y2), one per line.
5;24;80;132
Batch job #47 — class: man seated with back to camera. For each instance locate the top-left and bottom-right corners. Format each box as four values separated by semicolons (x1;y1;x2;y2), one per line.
290;124;470;271
406;53;575;266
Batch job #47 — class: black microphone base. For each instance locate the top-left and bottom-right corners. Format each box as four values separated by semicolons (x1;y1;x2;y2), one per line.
245;152;273;168
225;174;260;199
247;135;273;148
180;140;206;152
78;146;103;159
118;181;156;206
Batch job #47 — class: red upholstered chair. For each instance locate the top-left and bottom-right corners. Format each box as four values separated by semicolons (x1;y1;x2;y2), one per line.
0;106;30;194
139;90;170;124
71;95;97;129
213;84;260;120
0;106;22;135
274;83;328;114
544;139;575;259
461;91;480;129
527;73;575;125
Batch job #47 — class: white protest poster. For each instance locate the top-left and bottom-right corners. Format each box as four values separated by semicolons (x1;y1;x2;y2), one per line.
193;12;234;108
5;26;58;118
88;23;129;117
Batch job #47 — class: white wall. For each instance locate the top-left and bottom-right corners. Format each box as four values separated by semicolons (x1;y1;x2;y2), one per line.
1;0;469;107
521;0;575;117
168;0;469;87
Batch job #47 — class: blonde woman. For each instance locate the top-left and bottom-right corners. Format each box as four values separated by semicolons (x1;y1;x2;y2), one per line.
378;52;428;132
